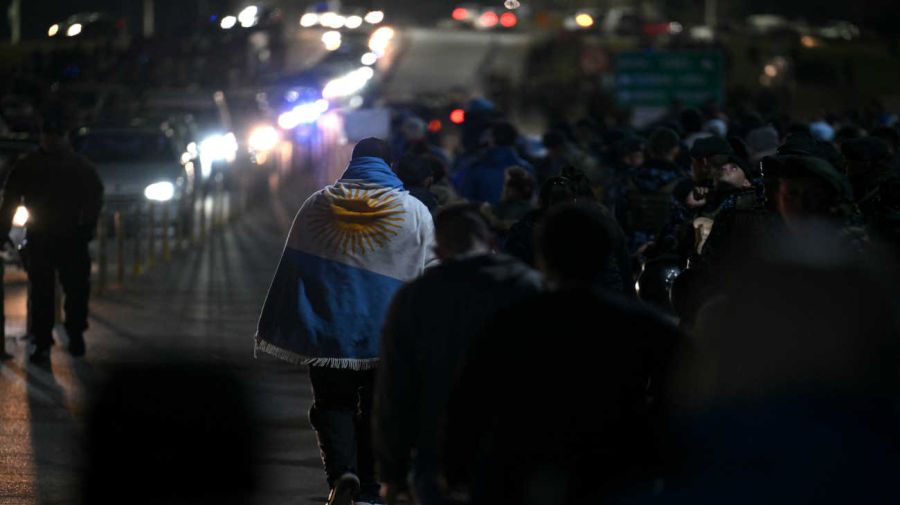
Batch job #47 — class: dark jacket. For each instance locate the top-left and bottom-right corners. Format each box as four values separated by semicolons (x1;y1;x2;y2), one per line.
457;147;535;205
373;254;542;491
444;288;682;503
0;147;104;239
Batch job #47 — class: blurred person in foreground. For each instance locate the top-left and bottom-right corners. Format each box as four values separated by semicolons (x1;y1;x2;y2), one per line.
659;226;900;503
445;204;681;504
0;113;103;363
374;204;542;505
256;138;436;505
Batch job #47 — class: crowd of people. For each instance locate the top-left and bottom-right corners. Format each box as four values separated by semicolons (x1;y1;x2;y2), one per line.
257;93;900;505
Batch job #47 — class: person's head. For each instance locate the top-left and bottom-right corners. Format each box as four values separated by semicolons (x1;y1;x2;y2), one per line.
488;120;518;147
745;126;779;157
690;136;734;184
768;156;849;230
394;153;434;189
401;116;427;142
680;108;704;134
841;136;892;179
537;203;614;289
352;137;392;165
538;176;576;209
872;126;900;155
710;155;753;189
542;130;567;154
617;137;645;168
647;127;680;161
433;203;494;260
502;166;535;202
834;125;864;148
39;114;67;151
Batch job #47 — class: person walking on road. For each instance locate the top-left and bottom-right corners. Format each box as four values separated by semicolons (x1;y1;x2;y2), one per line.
256;138;436;505
0;114;103;363
374;204;542;505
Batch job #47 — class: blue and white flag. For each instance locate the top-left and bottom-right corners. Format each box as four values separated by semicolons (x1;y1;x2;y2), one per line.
256;156;436;370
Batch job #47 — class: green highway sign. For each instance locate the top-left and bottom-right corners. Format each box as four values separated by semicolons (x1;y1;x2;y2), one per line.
615;50;724;108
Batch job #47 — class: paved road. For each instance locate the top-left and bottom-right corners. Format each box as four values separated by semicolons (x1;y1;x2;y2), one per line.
0;179;329;505
382;27;533;103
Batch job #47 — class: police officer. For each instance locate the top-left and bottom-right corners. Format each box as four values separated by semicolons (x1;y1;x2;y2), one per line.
0;116;103;363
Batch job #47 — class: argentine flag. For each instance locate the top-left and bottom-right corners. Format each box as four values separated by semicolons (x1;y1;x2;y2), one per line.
256;156;436;370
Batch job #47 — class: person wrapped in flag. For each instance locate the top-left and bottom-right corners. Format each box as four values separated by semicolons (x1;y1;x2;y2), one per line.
256;138;436;505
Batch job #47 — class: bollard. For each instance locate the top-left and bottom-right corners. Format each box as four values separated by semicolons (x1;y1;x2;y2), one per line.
147;203;156;269
96;213;107;296
132;205;143;277
54;275;63;327
199;192;207;242
115;211;124;285
162;204;171;261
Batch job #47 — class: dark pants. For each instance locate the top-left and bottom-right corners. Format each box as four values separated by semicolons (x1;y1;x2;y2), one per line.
25;233;91;348
308;366;379;497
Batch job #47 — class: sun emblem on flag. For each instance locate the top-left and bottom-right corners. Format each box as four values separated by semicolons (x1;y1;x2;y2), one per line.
308;186;406;256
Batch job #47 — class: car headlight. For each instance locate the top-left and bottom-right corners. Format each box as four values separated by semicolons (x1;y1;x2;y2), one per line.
145;182;175;202
200;133;239;163
248;125;280;152
12;206;29;227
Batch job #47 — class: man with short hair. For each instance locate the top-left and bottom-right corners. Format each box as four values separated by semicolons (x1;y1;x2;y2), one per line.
256;138;436;505
445;204;681;503
374;203;541;505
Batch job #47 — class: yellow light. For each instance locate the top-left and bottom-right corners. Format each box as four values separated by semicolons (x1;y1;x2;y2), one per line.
12;206;28;227
764;64;778;77
801;35;819;48
48;24;60;37
248;125;280;152
575;13;594;28
67;23;83;37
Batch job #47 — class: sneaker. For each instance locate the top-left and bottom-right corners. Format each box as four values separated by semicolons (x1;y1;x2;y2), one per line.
327;473;360;505
68;333;86;357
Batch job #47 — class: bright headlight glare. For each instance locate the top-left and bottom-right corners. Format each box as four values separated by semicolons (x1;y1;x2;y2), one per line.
248;125;279;152
145;182;175;202
200;133;238;162
48;24;60;37
346;16;363;29
220;16;237;29
238;5;259;27
67;23;83;37
365;11;384;24
12;206;29;227
361;52;377;66
322;68;375;99
300;13;319;27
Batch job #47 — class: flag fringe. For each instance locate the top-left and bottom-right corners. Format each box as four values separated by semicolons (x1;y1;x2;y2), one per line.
254;338;379;370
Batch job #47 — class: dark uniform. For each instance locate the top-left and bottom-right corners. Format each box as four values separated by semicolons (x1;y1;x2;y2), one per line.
0;143;103;360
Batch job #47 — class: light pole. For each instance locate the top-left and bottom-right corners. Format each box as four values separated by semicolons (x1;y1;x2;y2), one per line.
7;0;20;44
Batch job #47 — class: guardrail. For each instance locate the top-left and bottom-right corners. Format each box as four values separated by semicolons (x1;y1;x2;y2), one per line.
91;174;248;296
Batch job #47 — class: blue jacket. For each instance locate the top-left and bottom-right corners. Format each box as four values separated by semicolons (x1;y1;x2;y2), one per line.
457;147;534;204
